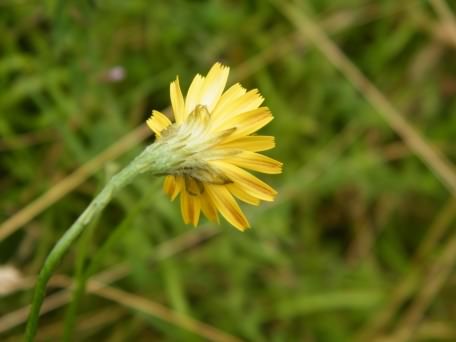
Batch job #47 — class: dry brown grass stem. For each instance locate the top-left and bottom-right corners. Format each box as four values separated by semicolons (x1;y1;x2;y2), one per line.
355;199;456;341
380;231;456;342
4;273;243;342
5;307;126;342
273;0;456;198
429;0;456;46
86;281;243;342
0;227;218;335
36;307;126;342
0;125;150;241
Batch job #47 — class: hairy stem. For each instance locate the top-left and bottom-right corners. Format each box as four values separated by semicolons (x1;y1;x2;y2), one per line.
62;188;154;341
24;141;177;341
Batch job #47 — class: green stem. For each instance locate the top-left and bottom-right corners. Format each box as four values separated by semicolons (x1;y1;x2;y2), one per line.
24;141;178;342
24;163;135;341
62;206;99;342
62;186;155;341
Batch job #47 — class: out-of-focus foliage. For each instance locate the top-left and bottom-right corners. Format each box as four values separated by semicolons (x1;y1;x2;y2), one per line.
1;0;455;341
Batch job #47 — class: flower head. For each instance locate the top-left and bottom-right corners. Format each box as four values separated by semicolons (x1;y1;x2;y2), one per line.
147;63;282;230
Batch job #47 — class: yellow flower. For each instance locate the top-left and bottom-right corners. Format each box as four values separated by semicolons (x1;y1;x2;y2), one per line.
146;63;282;231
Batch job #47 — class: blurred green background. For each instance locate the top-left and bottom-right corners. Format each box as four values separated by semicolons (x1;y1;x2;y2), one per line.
1;0;456;341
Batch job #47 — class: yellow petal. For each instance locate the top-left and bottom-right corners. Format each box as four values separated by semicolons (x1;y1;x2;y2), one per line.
146;110;172;137
180;189;201;226
170;77;185;123
226;152;282;174
213;107;273;136
163;175;175;197
211;83;246;116
211;89;264;124
217;136;275;152
200;188;219;223
185;74;205;115
213;162;277;201
171;176;185;201
163;175;181;200
227;184;260;206
199;63;230;112
206;185;250;231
